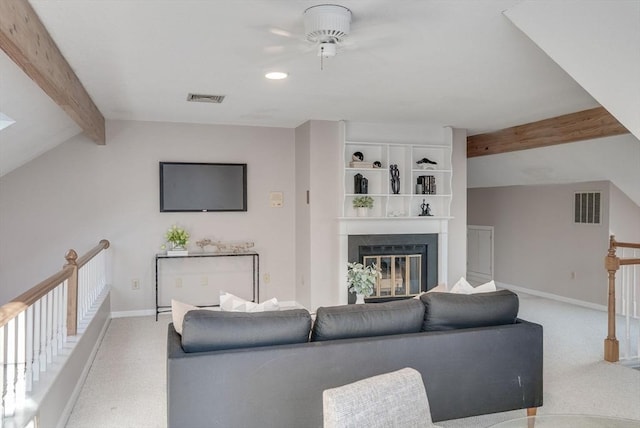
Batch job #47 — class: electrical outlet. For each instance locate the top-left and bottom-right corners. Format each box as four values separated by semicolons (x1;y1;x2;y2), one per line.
263;273;271;284
132;279;140;290
200;276;208;286
175;278;183;288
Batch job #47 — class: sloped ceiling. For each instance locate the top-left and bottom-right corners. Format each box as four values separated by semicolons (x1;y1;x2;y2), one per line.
504;0;640;140
0;50;81;175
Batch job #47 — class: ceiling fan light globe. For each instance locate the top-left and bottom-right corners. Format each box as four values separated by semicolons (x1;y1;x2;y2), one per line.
318;42;337;57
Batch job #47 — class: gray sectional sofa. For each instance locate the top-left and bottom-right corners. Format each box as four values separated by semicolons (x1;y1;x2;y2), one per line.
167;290;543;428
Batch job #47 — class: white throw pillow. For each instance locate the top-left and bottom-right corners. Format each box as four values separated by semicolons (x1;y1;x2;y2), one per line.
219;291;280;312
471;280;497;294
449;277;497;294
171;299;216;335
414;283;449;299
449;277;474;294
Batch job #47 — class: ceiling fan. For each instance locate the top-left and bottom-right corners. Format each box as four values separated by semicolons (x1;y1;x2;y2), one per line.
303;4;352;60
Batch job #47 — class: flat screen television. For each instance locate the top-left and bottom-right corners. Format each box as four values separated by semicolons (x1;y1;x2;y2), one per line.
160;162;247;212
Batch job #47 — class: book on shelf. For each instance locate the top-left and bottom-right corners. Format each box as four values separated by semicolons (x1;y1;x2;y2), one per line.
417;175;437;195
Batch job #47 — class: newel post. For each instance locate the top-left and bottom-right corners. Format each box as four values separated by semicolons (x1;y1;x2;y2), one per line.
604;235;619;362
65;249;79;336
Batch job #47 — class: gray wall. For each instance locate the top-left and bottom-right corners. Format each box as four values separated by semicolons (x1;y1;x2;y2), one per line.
468;181;614;306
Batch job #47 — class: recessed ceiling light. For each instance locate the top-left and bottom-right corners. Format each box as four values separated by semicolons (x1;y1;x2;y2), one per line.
265;72;288;80
0;112;16;131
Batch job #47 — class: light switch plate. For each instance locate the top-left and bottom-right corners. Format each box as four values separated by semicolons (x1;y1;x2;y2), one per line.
270;191;283;208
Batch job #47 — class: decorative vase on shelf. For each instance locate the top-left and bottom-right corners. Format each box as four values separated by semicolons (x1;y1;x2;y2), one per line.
355;294;366;304
357;207;369;217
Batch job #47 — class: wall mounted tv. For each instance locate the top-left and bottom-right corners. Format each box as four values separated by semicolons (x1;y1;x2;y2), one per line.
160;162;247;212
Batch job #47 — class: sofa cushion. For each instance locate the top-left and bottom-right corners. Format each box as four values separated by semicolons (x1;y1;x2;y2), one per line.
420;289;519;331
310;299;425;342
181;308;311;352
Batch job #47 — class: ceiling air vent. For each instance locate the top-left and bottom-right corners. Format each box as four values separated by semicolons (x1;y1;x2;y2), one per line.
187;93;225;103
574;192;601;225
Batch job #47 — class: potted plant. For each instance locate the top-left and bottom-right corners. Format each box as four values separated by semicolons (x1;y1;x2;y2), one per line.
162;225;190;251
347;262;381;304
352;196;374;217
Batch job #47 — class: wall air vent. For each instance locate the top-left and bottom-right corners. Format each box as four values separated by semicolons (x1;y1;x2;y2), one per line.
186;93;225;103
574;192;601;224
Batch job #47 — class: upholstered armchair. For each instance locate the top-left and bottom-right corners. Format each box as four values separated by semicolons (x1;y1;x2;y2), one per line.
323;367;441;428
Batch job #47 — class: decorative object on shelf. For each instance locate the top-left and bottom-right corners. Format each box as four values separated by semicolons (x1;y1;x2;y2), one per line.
373;161;382;168
354;173;368;194
417;157;437;170
196;238;214;251
347;261;381;304
206;241;256;253
162;224;190;255
416;184;423;194
416;157;437;165
194;238;256;253
352;151;364;161
419;199;433;217
353;195;374;217
390;164;400;194
349;161;373;168
350;161;373;168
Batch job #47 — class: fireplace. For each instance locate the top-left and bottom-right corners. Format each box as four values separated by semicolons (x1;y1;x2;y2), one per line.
348;234;438;303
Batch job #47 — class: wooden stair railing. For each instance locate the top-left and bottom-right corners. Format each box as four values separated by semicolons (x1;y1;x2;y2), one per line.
604;235;640;363
0;239;110;335
0;239;110;421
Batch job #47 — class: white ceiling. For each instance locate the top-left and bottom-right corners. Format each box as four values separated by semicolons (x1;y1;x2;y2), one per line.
1;0;638;205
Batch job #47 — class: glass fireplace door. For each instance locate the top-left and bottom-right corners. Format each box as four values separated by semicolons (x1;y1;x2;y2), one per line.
363;254;422;298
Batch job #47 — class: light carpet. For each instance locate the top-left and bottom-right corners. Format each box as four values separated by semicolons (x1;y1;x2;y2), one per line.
65;293;640;428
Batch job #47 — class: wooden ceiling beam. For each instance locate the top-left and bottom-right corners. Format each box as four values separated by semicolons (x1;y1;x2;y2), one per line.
467;107;628;158
0;0;105;144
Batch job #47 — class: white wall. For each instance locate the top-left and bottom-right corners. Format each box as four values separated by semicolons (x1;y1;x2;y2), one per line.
467;181;612;305
308;121;342;309
0;120;296;311
294;122;312;309
609;182;640;244
448;127;468;283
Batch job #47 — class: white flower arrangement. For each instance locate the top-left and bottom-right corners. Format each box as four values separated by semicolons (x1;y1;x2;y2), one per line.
347;262;381;297
161;225;190;250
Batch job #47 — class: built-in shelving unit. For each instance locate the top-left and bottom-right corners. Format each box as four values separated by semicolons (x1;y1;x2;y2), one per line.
343;141;452;219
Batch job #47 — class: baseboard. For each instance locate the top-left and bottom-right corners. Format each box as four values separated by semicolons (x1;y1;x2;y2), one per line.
496;282;607;312
111;309;156;318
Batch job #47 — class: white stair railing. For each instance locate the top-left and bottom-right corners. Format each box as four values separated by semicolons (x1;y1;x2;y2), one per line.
616;245;640;362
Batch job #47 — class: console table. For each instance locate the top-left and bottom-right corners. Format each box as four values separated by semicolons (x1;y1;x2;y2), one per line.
155;251;259;320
